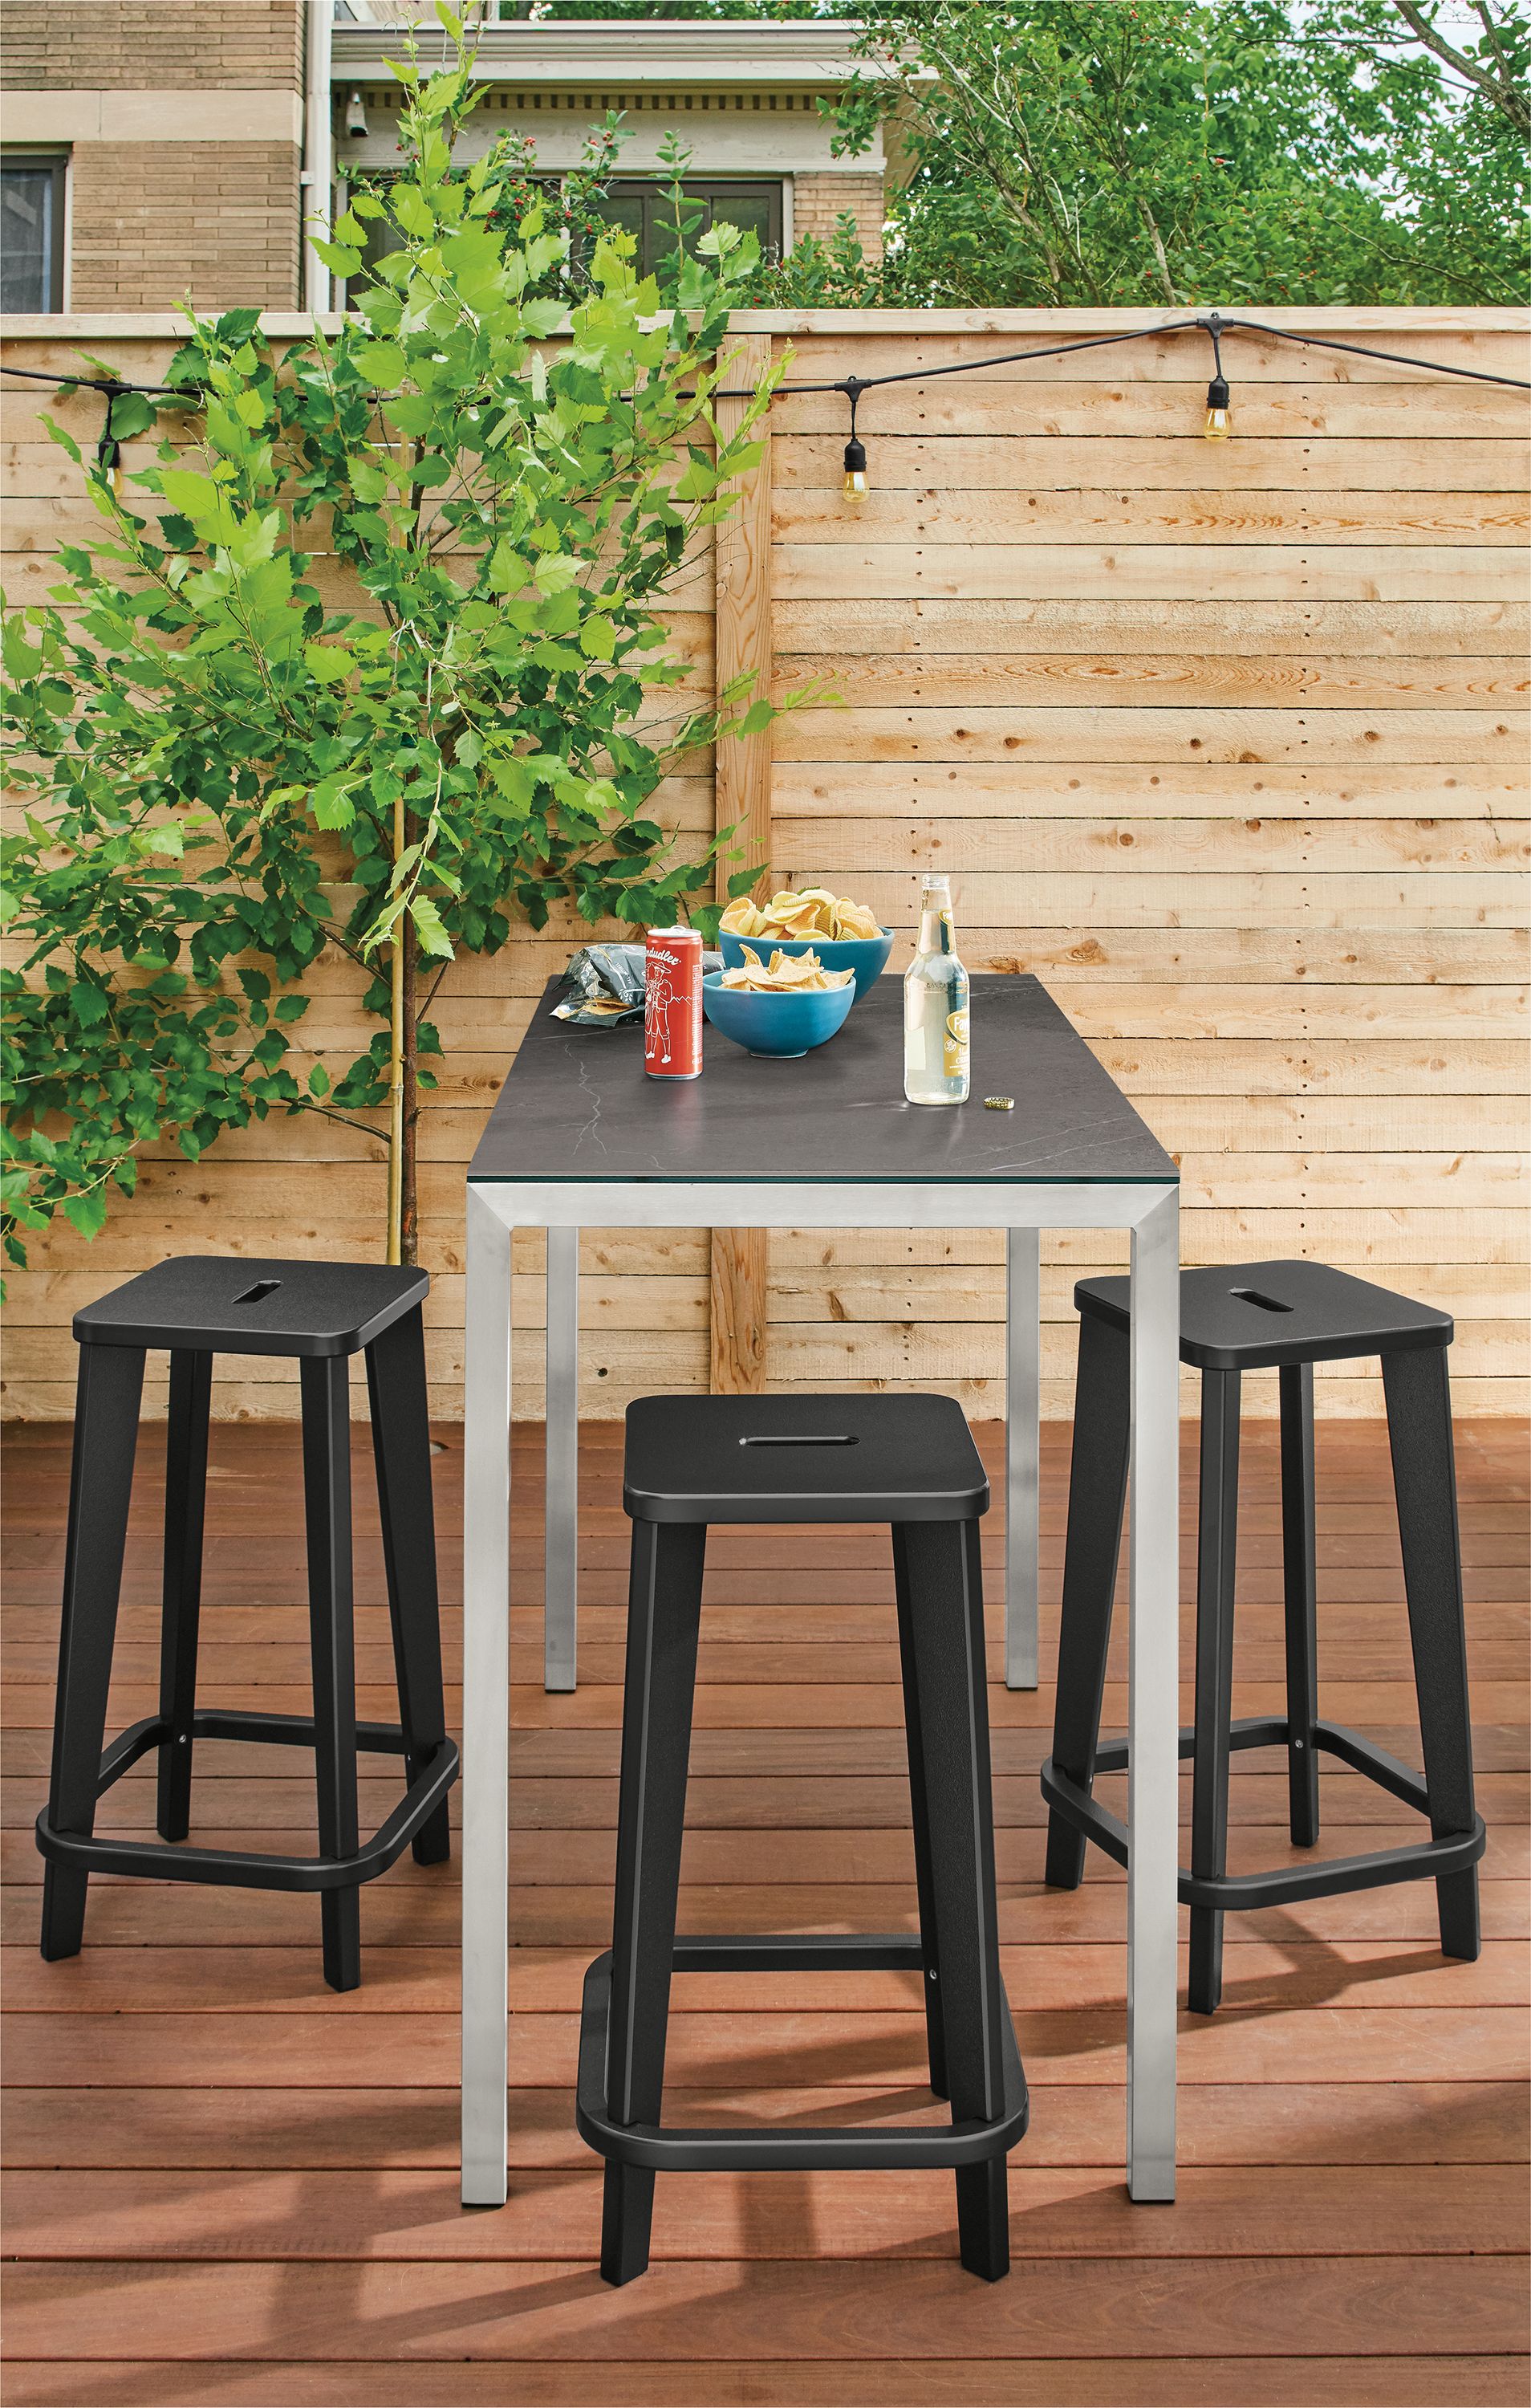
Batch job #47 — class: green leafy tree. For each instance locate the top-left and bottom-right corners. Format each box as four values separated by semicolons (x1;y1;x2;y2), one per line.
826;0;1529;306
2;10;800;1274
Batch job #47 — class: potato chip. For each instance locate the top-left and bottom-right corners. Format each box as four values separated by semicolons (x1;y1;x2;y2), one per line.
720;885;881;945
717;945;855;994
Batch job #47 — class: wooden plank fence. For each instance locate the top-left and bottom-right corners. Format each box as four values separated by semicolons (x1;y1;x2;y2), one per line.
2;306;1527;1420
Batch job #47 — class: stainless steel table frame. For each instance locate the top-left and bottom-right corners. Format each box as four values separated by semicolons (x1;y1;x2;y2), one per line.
461;1173;1180;2207
542;1221;1042;1695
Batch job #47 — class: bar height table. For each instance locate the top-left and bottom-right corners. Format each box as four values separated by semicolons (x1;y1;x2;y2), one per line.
461;973;1180;2205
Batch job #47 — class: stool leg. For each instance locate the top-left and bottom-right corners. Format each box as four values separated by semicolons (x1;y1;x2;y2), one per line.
41;1343;145;1961
892;1524;947;2100
901;1518;1010;2282
1188;1369;1241;2017
366;1310;451;1866
1279;1363;1321;1849
302;1357;361;1993
1045;1312;1131;1889
156;1349;211;1844
602;1519;706;2286
1383;1347;1480;1963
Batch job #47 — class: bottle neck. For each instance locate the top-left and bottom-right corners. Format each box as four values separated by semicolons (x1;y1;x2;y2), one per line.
917;889;955;957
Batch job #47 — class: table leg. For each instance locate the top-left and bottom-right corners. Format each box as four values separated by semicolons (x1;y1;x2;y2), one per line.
1126;1186;1180;2201
544;1224;579;1693
461;1186;512;2207
1004;1227;1041;1690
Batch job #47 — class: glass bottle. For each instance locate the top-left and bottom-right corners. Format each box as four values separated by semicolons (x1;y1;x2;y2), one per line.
904;872;969;1105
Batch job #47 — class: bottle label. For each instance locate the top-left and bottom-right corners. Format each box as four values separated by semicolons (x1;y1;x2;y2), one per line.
944;1007;969;1079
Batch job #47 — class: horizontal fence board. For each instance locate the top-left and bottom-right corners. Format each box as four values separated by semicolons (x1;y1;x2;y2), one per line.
777;653;1531;710
774;596;1531;656
773;491;1530;547
773;435;1531;495
768;867;1528;926
772;820;1531;875
770;760;1526;816
773;708;1530;767
774;546;1529;603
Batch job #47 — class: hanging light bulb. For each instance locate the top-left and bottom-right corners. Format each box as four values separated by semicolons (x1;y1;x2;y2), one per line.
1198;311;1231;440
97;382;124;498
838;372;868;502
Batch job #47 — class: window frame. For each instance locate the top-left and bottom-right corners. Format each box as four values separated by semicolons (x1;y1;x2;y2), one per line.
0;149;68;313
596;179;783;278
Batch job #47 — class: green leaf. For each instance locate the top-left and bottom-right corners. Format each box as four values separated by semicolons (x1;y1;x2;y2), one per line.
353;341;408;387
71;983;111;1027
62;1188;108;1240
408;894;454;958
311;238;364;277
304;641;358;685
392;185;436;240
108;391;157;441
310;776;359;830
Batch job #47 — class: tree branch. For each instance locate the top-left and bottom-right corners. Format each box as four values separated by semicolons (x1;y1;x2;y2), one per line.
1386;0;1531;135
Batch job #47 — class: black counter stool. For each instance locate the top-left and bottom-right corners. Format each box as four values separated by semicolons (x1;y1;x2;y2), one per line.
579;1393;1027;2287
37;1256;459;1992
1042;1259;1486;2015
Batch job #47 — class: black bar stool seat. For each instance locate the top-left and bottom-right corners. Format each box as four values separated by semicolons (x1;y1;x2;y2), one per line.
37;1255;460;1992
581;1393;1027;2287
1042;1258;1486;2015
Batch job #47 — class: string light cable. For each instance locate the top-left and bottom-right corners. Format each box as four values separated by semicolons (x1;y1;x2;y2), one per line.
2;310;1527;501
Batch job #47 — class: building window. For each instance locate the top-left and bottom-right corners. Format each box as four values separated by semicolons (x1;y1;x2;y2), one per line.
1;153;67;312
593;181;782;277
345;173;782;298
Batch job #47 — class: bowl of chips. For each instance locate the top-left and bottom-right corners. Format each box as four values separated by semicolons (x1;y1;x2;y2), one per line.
718;887;892;1000
702;946;857;1059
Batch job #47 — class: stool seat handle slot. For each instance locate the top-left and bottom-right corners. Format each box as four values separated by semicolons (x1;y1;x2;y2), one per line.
737;1432;858;1447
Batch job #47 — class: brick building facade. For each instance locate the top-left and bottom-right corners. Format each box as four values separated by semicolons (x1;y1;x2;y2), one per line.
2;0;305;310
0;4;889;315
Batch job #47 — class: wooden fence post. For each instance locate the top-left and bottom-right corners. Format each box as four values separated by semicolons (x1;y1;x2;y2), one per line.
710;328;774;1396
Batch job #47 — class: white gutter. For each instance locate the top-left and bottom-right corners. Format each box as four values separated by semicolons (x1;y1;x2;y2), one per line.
303;0;334;315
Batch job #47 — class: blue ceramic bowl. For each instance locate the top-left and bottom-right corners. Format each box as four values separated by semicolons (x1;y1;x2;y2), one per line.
701;970;855;1060
717;928;893;1000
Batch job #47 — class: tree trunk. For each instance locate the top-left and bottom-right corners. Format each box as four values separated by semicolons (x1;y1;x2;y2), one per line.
400;938;419;1269
385;787;420;1270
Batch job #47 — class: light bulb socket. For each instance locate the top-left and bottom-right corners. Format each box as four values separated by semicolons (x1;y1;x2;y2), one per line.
843;436;867;477
1206;374;1230;413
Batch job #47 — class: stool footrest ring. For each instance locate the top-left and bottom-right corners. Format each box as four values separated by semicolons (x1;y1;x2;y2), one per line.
1042;1717;1486;1910
577;1940;1029;2173
35;1711;458;1893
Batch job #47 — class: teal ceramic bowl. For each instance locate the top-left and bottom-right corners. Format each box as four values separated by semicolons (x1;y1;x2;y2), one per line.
717;928;893;1000
701;970;855;1060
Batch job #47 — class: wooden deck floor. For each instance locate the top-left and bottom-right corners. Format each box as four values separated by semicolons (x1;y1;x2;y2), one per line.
2;1414;1527;2406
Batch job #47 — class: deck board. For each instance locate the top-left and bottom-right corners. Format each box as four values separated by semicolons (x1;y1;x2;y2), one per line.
2;1417;1527;2407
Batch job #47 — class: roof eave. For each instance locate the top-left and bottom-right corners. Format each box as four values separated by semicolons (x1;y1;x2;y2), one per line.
330;21;910;87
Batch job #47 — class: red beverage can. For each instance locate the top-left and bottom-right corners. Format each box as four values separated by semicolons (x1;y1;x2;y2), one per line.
644;924;704;1079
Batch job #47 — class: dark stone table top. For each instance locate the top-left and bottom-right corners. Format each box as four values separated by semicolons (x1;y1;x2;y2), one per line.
467;973;1177;1187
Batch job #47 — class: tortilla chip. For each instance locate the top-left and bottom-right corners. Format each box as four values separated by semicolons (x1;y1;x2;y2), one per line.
718;944;855;994
726;885;882;946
